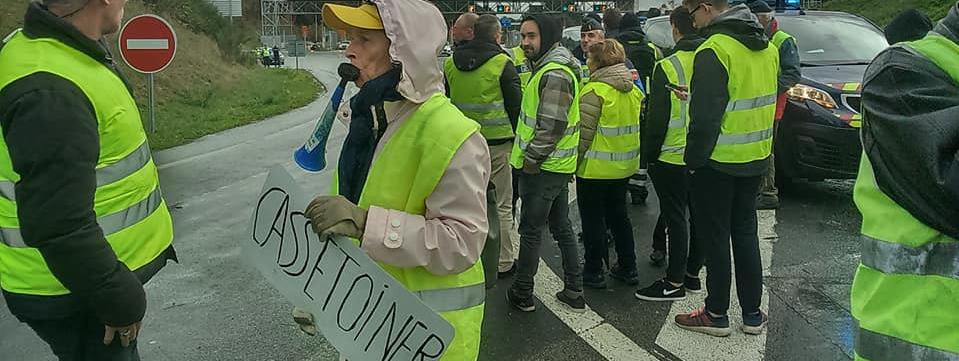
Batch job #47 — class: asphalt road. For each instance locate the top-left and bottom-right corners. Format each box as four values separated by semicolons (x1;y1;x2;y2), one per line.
0;52;860;361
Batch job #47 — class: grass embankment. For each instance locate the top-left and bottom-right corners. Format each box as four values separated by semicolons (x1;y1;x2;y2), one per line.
823;0;954;25
0;0;323;150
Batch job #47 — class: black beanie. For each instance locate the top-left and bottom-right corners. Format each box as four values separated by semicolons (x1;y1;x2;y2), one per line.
884;9;934;44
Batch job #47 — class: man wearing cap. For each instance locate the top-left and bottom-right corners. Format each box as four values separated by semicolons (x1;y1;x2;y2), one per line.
574;17;607;83
507;14;586;314
749;0;800;210
444;14;523;287
301;1;491;360
0;0;177;359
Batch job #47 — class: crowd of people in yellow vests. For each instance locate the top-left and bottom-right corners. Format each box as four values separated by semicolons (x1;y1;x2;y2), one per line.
0;0;956;360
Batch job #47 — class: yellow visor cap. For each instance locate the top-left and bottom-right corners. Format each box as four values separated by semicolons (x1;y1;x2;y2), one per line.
322;3;384;30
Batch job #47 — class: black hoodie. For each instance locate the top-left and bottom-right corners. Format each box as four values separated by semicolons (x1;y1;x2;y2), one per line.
617;12;658;85
522;14;563;63
685;4;772;176
445;40;523;145
859;2;959;240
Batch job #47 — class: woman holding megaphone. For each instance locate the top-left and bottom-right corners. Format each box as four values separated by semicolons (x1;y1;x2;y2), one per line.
292;1;492;360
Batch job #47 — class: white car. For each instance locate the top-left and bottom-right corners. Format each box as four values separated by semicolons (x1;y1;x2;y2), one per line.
337;41;350;50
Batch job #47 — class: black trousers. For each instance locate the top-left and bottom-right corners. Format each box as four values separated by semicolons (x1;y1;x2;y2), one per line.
651;162;696;283
576;177;637;275
24;312;140;361
652;216;667;252
689;166;764;316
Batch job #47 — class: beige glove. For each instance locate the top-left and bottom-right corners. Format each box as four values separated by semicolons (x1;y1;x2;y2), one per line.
522;158;541;175
305;195;368;241
292;306;317;336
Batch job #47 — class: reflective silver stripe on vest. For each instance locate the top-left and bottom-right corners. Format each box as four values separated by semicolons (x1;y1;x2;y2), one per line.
454;101;505;113
597;124;641;136
96;141;152;187
0;227;26;248
856;326;959;361
661;145;685;153
522;114;578;136
861;234;959;280
725;94;777;112
0;181;15;201
716;128;774;145
517;139;577;159
0;188;163;248
585;148;641;162
0;141;151;202
667;56;689;130
413;283;485;313
477;117;511;127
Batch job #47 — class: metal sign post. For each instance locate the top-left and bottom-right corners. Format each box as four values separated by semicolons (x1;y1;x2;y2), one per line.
148;73;156;133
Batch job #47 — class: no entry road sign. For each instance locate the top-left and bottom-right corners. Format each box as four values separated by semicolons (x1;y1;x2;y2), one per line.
119;15;177;74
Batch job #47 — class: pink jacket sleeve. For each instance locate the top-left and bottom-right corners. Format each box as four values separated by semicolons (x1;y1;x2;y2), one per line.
360;132;491;275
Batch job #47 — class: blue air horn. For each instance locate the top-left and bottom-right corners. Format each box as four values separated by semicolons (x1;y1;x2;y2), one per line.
294;63;361;172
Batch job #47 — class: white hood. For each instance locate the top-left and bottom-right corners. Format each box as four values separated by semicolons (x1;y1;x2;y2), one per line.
372;0;446;104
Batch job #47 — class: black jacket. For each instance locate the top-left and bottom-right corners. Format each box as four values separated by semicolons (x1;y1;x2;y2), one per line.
0;3;173;324
617;13;657;86
445;40;523;146
685;5;772;176
860;3;959;240
642;36;705;167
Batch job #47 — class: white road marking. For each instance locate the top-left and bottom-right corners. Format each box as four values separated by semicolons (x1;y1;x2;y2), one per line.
507;185;657;361
126;39;170;50
654;209;777;360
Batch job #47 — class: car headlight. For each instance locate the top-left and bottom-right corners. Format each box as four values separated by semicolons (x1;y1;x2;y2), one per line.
787;84;839;110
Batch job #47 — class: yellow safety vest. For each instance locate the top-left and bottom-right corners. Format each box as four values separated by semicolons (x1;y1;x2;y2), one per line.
511;47;532;91
851;32;959;361
444;54;514;140
695;34;778;164
576;80;644;179
509;62;581;173
656;49;695;166
770;30;795;50
356;94;486;361
0;31;174;296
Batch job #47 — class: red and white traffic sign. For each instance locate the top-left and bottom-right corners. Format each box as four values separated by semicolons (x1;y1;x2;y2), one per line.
119;15;177;74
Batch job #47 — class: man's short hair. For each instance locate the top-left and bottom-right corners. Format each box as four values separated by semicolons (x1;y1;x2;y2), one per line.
670;6;697;37
474;14;501;43
603;8;623;30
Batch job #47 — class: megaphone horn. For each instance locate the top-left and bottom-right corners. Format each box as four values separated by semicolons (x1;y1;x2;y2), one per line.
294;63;361;172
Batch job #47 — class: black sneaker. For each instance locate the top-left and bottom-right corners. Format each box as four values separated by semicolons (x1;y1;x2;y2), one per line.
743;311;768;335
498;262;517;279
555;290;587;313
583;273;607;289
649;250;666;267
684;275;703;294
609;266;639;286
507;288;535;312
635;279;687;302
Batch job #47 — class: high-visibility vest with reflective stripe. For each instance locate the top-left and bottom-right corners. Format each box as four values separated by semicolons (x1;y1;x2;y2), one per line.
770;30;795;50
695;34;778;164
656;50;695;166
576;81;643;179
357;93;485;361
0;31;174;296
851;32;959;361
444;54;514;141
580;64;591;86
510;62;581;173
511;47;532;91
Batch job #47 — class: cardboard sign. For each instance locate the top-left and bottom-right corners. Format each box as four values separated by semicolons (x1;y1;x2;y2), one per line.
243;166;454;360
